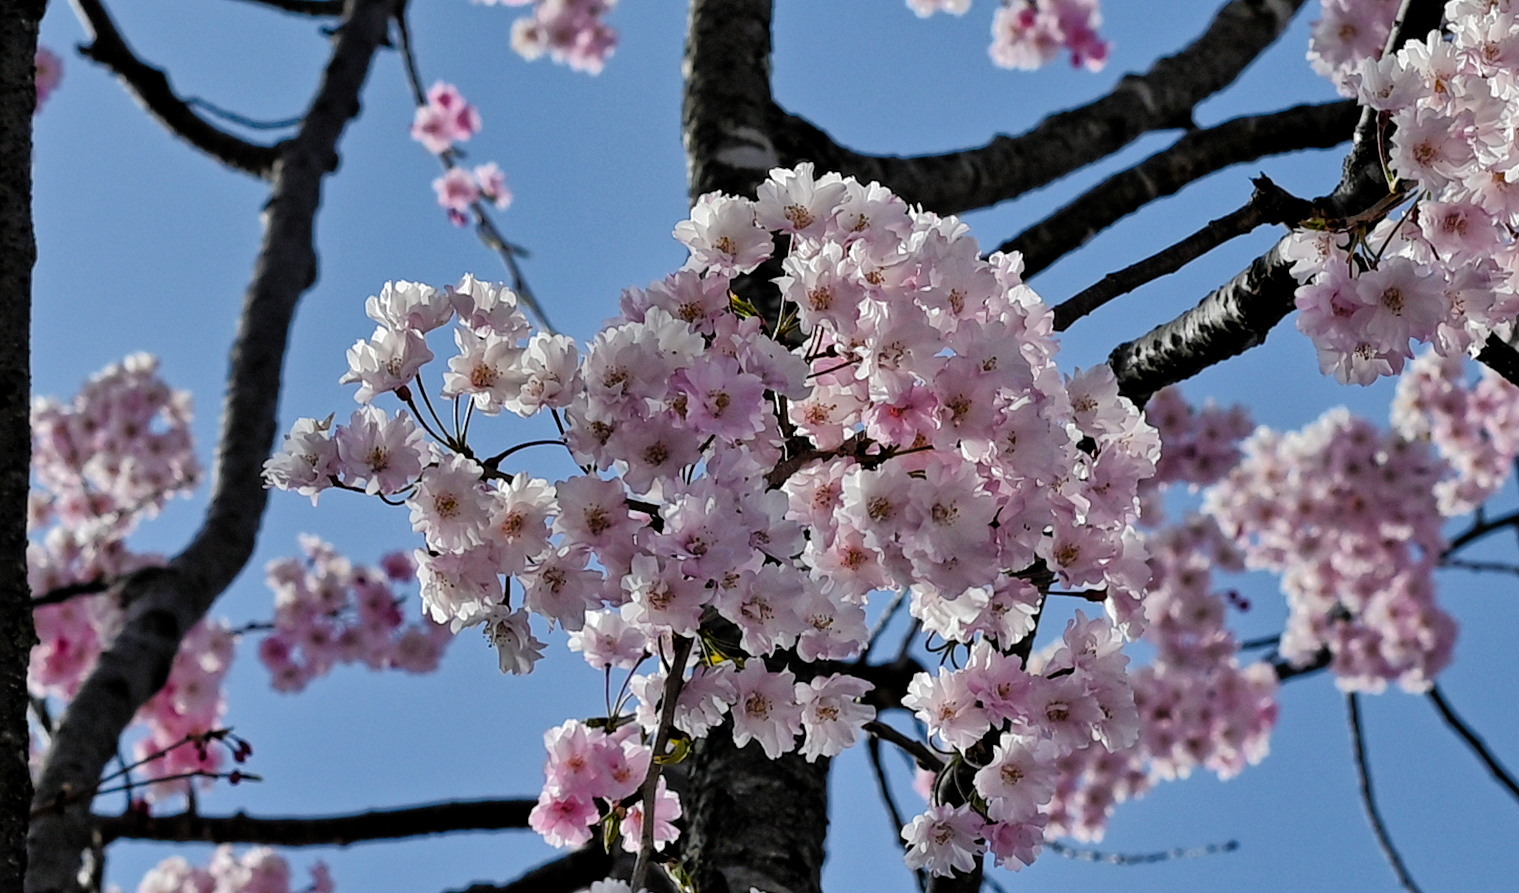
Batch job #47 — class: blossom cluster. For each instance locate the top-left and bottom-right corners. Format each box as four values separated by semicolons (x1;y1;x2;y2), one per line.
502;0;619;74
1307;0;1402;93
526;719;671;850
267;161;1164;876
1205;407;1457;691
136;847;332;893
408;82;512;223
1391;349;1519;515
1043;515;1277;840
908;0;1110;71
1026;391;1276;841
1293;0;1519;383
260;536;454;693
30;354;200;698
898;613;1141;872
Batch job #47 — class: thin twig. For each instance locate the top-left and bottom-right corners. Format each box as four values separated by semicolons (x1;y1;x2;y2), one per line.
860;589;907;663
186;96;303;131
1439;557;1519;577
1045;838;1239;864
1427;685;1519;805
1445;507;1519;555
630;636;694;892
227;0;345;15
392;10;555;332
30;578;110;608
1347;693;1424;893
867;736;926;893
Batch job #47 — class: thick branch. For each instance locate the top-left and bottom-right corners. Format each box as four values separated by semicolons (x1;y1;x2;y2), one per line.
68;0;282;179
771;0;1309;216
683;0;779;201
26;3;398;890
1005;100;1358;277
1106;0;1445;404
0;1;44;889
95;799;535;846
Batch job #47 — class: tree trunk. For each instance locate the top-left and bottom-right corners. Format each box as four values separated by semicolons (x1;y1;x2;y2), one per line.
0;2;43;890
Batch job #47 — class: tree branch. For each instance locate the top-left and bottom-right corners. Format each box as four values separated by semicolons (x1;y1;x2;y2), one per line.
446;847;615;893
770;0;1310;216
1004;100;1357;277
1053;175;1314;330
30;579;110;609
1045;838;1239;864
1347;693;1424;893
1475;334;1519;388
26;3;399;890
1426;685;1519;805
683;0;780;201
67;0;283;179
94;798;536;846
227;0;346;15
1106;0;1445;405
863;720;943;773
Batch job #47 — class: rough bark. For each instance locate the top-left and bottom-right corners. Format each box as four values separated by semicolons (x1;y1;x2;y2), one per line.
25;2;397;890
0;2;44;890
679;4;831;889
770;0;1310;216
682;0;781;203
682;725;829;893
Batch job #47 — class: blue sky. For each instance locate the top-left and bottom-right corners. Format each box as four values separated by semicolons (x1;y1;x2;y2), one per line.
30;1;1519;891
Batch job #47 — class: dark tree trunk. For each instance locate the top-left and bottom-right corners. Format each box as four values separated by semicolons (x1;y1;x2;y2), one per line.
0;2;43;891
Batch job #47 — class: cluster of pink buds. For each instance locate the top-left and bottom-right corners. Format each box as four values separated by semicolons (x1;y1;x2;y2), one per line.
408;83;511;224
527;719;672;851
1032;391;1276;841
30;355;200;698
268;162;1165;877
505;0;619;74
131;622;238;804
906;0;1110;70
1205;408;1456;692
1392;349;1519;516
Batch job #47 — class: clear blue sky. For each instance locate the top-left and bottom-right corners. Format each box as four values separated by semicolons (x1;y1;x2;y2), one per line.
30;1;1519;891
